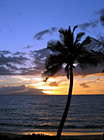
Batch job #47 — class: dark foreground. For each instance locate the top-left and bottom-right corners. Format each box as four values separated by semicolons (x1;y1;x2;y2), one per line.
0;133;57;140
0;133;104;140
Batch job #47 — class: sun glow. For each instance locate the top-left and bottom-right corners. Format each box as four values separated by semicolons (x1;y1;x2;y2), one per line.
36;85;56;90
10;74;104;95
42;90;54;95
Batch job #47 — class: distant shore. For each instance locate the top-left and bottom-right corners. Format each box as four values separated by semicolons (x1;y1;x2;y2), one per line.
0;132;104;140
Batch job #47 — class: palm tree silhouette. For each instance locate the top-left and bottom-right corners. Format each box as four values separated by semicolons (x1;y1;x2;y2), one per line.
43;25;103;140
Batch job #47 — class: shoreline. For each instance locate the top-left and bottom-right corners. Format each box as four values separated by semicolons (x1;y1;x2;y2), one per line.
0;131;104;140
0;131;103;135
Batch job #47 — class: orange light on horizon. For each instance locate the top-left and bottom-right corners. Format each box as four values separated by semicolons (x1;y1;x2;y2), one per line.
10;74;104;95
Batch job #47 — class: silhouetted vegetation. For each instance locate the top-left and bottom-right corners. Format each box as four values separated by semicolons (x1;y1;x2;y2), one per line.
0;133;57;140
43;25;104;140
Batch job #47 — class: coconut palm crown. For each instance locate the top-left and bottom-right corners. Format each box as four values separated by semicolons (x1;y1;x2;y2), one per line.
43;25;104;140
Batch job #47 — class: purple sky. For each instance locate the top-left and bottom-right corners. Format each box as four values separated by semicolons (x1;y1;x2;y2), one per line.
0;0;104;52
0;0;104;95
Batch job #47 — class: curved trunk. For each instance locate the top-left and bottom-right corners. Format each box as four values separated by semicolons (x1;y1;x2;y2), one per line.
57;67;73;140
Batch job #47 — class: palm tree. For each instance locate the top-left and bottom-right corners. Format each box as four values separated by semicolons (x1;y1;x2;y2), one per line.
42;25;103;140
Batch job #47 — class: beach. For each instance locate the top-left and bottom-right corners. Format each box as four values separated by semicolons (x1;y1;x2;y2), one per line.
0;132;104;140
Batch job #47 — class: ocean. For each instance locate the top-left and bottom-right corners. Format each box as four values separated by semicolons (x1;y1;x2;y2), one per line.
0;95;104;135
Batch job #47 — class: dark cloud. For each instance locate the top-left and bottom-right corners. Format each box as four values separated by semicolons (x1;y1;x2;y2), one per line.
0;51;38;75
95;8;104;26
34;27;57;40
0;85;25;93
79;8;104;31
0;66;38;76
49;82;58;86
27;88;44;95
31;48;50;59
13;52;26;55
0;50;11;55
0;36;104;76
80;83;89;88
34;29;50;40
95;8;104;15
0;52;28;75
31;45;104;77
23;45;34;49
0;66;12;75
31;48;50;71
0;85;44;95
79;20;99;30
18;67;39;75
74;65;104;77
100;15;104;26
6;63;18;70
0;55;28;65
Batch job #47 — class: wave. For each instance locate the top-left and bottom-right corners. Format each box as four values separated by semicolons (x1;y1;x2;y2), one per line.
0;123;33;127
0;123;58;129
0;95;104;133
65;125;104;129
0;123;104;130
85;125;104;129
35;124;58;129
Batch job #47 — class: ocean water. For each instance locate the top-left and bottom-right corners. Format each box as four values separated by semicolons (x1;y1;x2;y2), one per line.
0;95;104;135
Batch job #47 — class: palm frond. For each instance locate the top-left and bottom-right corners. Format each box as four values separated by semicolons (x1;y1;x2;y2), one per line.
77;50;104;69
43;25;104;81
73;25;78;32
45;54;65;69
81;36;92;46
43;64;62;78
59;26;73;49
74;32;85;45
47;40;67;54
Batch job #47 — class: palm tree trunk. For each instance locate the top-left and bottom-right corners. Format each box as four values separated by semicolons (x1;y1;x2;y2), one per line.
57;67;73;140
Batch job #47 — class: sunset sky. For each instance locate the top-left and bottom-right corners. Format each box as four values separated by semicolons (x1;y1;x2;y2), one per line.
0;0;104;95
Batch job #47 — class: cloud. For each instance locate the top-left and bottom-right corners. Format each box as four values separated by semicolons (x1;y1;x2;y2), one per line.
23;45;34;49
34;27;57;40
27;88;44;95
0;50;11;55
49;82;58;86
0;52;29;75
1;45;103;76
6;63;18;70
79;8;104;31
0;36;104;76
0;51;39;75
32;47;104;77
95;8;104;26
74;65;104;77
79;20;99;30
0;55;28;65
30;48;50;72
80;83;89;88
0;66;12;75
0;85;44;95
80;78;104;89
100;15;104;26
13;52;26;55
0;85;25;93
